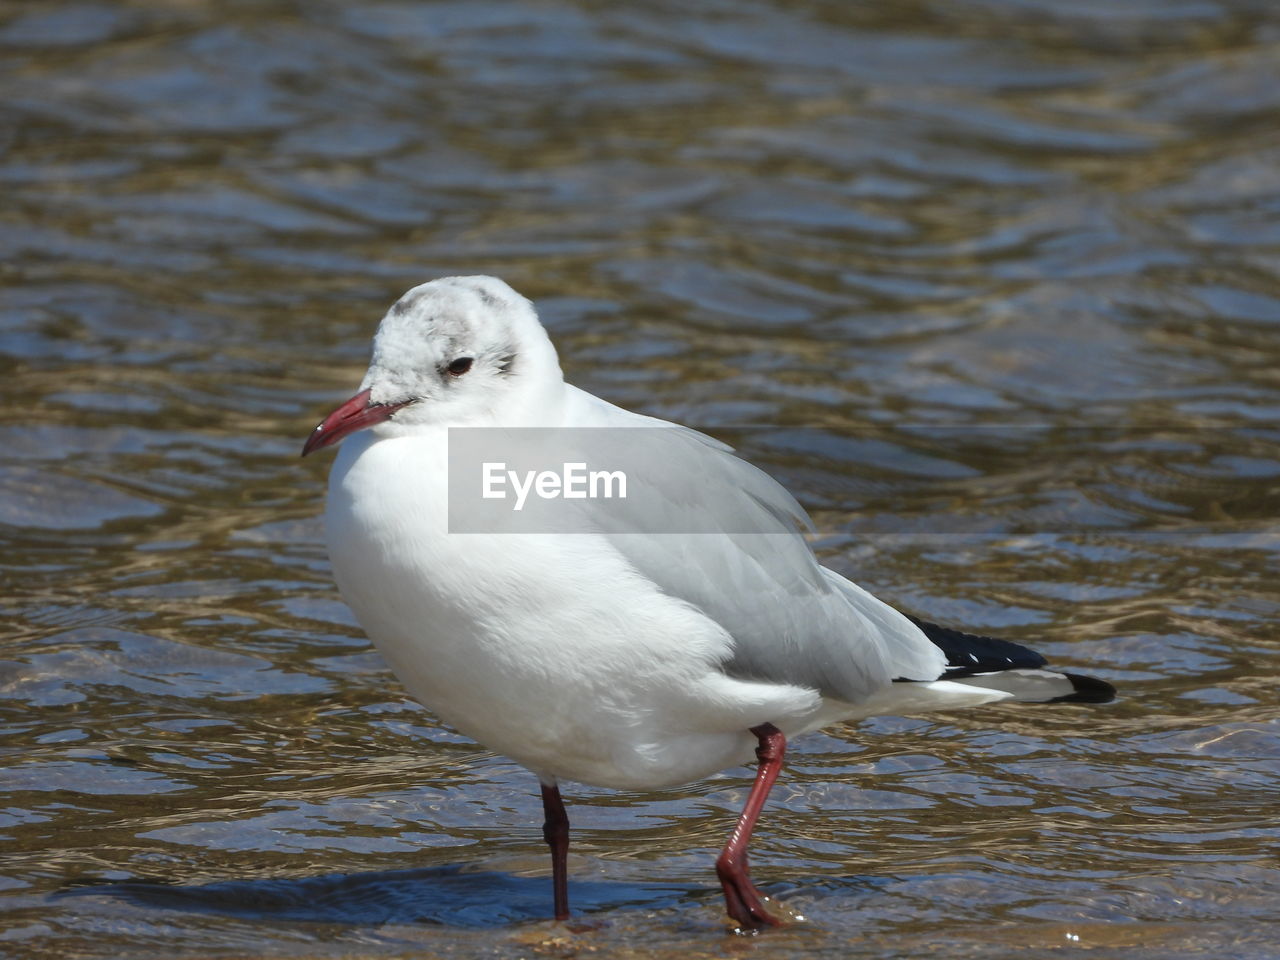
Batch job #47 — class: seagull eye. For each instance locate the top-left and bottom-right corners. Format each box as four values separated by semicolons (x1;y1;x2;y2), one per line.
447;357;474;377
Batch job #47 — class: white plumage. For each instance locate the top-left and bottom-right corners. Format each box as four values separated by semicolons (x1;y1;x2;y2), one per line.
303;275;1114;929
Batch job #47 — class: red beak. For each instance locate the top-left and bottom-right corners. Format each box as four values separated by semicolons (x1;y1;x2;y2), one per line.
301;388;413;457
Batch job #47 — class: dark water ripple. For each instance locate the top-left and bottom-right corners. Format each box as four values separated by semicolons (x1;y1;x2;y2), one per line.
2;1;1280;957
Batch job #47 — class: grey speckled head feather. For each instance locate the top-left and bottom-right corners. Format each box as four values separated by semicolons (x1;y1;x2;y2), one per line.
360;276;564;427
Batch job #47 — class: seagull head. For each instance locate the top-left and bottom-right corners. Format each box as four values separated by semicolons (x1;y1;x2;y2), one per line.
302;276;563;455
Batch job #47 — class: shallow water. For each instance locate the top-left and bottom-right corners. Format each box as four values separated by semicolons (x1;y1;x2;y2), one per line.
2;1;1279;957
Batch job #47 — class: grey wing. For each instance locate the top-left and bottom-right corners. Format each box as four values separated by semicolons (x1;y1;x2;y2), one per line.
565;389;946;702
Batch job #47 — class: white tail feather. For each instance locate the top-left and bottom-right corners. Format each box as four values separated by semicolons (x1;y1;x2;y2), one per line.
941;669;1080;702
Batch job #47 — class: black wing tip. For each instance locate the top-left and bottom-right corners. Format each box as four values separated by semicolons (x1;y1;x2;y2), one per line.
907;615;1049;676
1050;673;1117;704
907;615;1118;703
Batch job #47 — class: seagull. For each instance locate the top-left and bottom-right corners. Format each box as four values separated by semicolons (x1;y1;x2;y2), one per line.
301;275;1116;930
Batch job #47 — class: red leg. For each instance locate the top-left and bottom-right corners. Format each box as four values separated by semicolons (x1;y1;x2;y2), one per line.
715;722;786;930
540;782;570;921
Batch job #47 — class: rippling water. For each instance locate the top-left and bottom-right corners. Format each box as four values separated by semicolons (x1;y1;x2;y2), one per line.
3;1;1279;957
